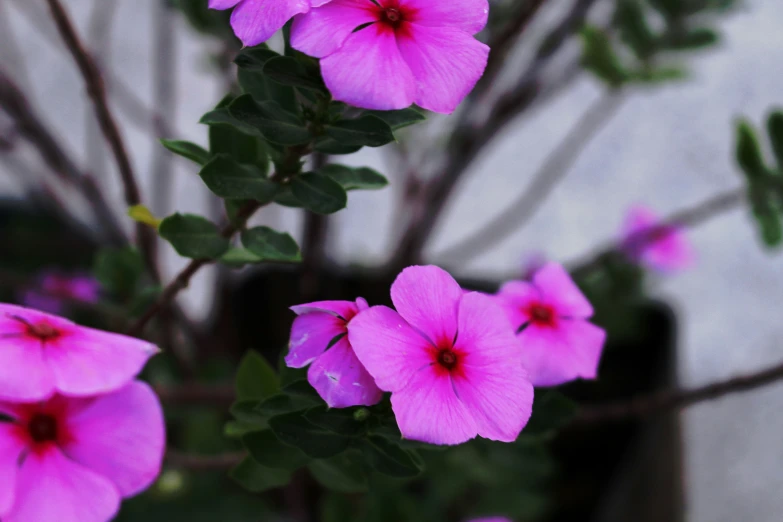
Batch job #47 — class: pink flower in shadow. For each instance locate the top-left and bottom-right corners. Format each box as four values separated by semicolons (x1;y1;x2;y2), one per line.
21;271;100;315
291;0;490;113
286;298;383;408
348;265;533;445
620;204;695;273
495;263;606;387
0;381;165;522
0;304;158;401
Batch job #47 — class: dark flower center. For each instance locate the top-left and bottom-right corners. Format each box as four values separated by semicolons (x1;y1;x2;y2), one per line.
529;303;556;327
28;322;60;341
28;414;58;443
437;348;458;370
381;7;403;26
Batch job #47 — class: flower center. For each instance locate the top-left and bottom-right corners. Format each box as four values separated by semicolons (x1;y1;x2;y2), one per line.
381;7;403;27
28;414;58;443
437;348;458;370
529;303;556;327
28;322;60;341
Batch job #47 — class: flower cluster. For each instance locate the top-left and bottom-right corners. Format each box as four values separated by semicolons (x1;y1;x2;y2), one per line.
210;0;490;113
0;304;164;522
286;264;606;445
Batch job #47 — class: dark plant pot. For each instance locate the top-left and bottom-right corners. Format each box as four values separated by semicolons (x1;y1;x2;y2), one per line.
229;265;683;522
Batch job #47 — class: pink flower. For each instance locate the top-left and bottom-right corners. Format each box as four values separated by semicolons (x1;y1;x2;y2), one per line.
0;304;159;401
209;0;331;47
348;266;533;445
620;205;695;272
290;0;490;113
21;271;100;315
495;263;606;387
286;298;383;408
0;381;165;522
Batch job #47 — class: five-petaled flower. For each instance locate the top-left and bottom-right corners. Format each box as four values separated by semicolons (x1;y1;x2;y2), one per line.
348;265;533;445
291;0;490;113
0;382;165;522
0;304;158;401
620;204;695;273
286;298;383;408
208;0;332;47
495;263;606;387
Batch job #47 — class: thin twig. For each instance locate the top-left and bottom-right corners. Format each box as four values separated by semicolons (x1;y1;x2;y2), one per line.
437;90;625;264
575;357;783;424
45;0;160;282
166;450;245;471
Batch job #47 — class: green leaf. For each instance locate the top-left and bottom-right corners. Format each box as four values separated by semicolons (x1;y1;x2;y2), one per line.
580;26;628;87
199;155;277;202
160;139;210;166
274;186;304;208
230;456;292;492
241;226;301;262
231;399;269;426
229;94;311;146
308;452;368;493
313;136;363;155
304;406;367;437
200;108;260;137
360;436;422;478
203;95;268;167
128;285;163;317
263;56;327;92
364;108;425;130
234;47;280;71
614;0;657;59
220;247;265;267
324;116;395;148
766;110;783;171
520;391;578;439
320;164;389;191
664;28;720;50
92;247;144;297
243;430;310;471
290;173;348;214
269;411;351;459
158;213;229;259
630;66;687;84
236;350;279;401
757;210;783;247
238;69;298;114
736;120;769;180
256;393;319;418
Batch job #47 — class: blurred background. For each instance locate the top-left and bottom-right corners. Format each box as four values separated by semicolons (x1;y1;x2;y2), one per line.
1;0;782;521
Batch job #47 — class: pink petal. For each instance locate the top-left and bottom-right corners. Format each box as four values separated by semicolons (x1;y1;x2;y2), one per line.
291;0;377;58
230;0;311;47
400;0;489;34
285;312;346;368
519;320;606;387
452;293;533;442
390;265;463;348
494;280;541;330
63;382;165;498
5;448;120;522
391;367;477;445
347;305;433;392
531;263;593;318
397;24;489;114
644;230;696;271
307;337;383;408
0;424;24;516
290;300;358;321
46;327;158;397
320;23;417;110
209;0;243;9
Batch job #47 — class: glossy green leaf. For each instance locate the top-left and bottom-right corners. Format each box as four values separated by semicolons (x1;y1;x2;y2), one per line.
360;436;422;477
320;164;389;191
203;95;268;167
308;452;368;493
241;226;301;262
238;69;298;114
364;108;425;130
199;155;277;201
233;47;280;71
313;136;363;155
736;120;768;180
220;247;265;267
200;107;260;137
256;393;319;418
304;406;367;437
160;139;210;166
230;456;291;492
269;411;351;459
236;350;279;401
273;186;304;208
229;94;311;146
324;116;395;147
291;173;348;214
243;430;310;471
158;213;229;259
263;56;327;92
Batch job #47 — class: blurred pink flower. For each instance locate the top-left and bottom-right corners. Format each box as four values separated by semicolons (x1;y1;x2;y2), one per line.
0;304;158;401
0;382;165;522
21;271;100;315
495;263;606;387
291;0;490;113
286;298;383;408
349;265;533;445
620;205;695;272
521;251;548;281
209;0;331;46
